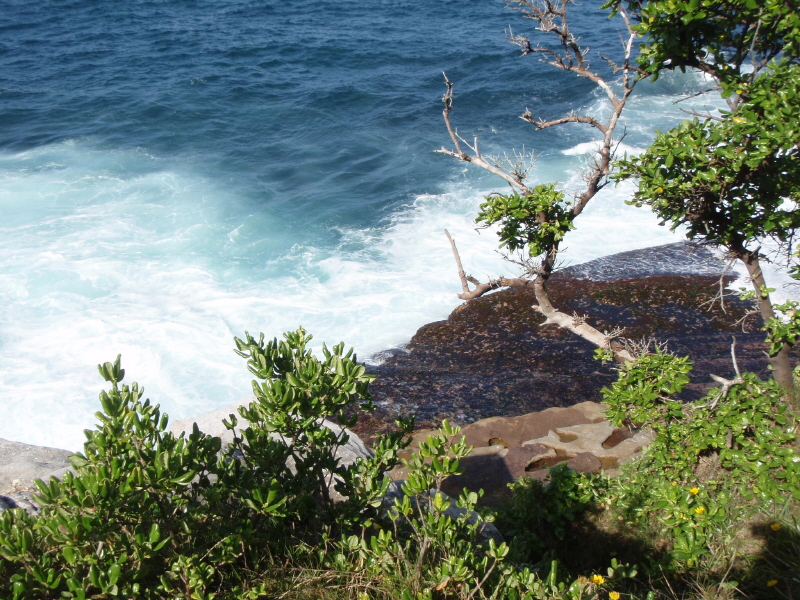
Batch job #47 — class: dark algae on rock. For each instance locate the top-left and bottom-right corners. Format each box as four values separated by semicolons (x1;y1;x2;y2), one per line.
355;243;786;441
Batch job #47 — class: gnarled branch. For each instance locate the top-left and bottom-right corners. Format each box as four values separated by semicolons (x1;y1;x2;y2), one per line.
438;1;643;363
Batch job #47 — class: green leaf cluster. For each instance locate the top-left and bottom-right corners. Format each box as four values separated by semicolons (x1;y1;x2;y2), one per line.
476;184;574;257
615;61;800;250
603;0;800;88
764;300;800;356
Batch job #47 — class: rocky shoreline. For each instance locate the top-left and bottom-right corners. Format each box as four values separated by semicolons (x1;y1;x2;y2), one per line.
354;242;776;442
2;241;793;512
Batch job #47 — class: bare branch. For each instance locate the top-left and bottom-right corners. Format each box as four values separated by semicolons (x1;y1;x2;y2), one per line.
598;52;624;73
533;302;636;363
457;276;535;301
698;253;738;314
436;73;531;193
440;72;463;156
678;107;725;121
445;229;470;295
730;336;741;379
521;110;608;134
619;336;670;360
672;87;722;104
705;373;744;410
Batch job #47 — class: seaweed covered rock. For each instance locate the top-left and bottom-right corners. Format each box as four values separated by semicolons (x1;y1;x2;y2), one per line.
360;242;773;440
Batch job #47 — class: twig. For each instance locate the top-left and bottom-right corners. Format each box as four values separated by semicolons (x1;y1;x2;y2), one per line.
731;336;741;379
445;229;470;295
521;110;608;134
672;87;721;104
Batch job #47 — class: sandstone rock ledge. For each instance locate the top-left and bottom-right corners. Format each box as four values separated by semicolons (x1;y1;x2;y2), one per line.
389;401;654;505
0;438;74;515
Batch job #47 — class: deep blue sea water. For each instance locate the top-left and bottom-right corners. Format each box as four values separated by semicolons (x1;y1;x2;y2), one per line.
1;0;726;449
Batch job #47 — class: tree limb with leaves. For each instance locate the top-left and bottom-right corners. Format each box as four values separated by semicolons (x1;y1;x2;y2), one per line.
437;0;643;363
610;0;800;389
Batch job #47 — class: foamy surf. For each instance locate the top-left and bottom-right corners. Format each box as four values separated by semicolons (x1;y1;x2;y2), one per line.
0;140;689;451
0;62;791;452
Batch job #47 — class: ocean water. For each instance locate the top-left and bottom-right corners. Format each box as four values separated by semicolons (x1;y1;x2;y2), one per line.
0;0;754;450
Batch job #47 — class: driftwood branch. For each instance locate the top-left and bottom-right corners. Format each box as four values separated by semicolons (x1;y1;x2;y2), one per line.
445;229;470;295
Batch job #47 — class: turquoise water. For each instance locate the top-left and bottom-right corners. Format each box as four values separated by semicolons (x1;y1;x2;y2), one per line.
0;0;722;449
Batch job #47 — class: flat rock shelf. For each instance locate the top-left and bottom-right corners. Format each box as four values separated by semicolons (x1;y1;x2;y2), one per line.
353;242;792;443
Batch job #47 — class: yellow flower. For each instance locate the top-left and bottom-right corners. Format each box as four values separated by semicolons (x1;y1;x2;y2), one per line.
689;487;699;495
770;523;781;531
609;592;621;600
671;481;678;487
591;575;606;586
767;579;779;587
695;506;706;515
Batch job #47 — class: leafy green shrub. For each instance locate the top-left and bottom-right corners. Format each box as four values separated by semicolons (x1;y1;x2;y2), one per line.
602;350;800;568
0;329;411;599
499;465;608;564
0;355;266;599
232;328;413;532
1;328;625;600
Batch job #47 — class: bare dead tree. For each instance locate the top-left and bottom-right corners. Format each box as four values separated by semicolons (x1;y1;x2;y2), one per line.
436;0;643;363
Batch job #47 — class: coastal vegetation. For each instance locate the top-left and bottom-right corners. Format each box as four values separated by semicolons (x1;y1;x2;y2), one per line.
2;0;800;598
0;331;797;599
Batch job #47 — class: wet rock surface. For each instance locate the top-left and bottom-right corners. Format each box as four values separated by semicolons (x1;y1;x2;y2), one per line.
560;241;728;281
354;242;785;442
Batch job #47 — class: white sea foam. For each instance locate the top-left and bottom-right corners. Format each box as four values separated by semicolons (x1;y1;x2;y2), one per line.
561;141;644;157
0;138;685;451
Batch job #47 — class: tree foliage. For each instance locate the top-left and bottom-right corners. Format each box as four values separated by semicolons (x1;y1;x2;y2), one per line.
609;0;800;387
616;62;800;250
476;184;574;257
604;0;800;90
